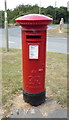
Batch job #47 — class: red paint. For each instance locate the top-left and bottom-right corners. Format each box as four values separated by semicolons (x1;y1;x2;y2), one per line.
16;14;53;94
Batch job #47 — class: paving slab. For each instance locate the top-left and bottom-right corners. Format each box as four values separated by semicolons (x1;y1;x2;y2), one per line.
9;93;67;119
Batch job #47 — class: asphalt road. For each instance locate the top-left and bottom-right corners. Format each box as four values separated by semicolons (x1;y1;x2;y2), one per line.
0;26;67;53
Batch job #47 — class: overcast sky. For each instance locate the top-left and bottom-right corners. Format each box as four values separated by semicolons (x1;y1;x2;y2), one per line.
0;0;69;10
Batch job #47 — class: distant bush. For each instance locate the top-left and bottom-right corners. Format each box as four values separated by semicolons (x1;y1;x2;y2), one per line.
53;20;59;24
0;5;69;26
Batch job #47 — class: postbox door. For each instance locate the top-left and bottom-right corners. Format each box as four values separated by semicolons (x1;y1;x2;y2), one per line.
22;32;46;94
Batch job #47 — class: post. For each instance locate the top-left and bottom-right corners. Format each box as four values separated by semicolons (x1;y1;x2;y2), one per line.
59;18;64;33
67;1;69;22
55;1;57;21
67;1;69;11
39;0;41;14
4;0;9;52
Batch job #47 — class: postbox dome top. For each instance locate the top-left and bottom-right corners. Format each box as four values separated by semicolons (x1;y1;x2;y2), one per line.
16;14;53;26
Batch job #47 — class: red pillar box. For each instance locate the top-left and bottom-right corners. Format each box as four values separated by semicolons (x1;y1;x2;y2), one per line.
16;14;52;106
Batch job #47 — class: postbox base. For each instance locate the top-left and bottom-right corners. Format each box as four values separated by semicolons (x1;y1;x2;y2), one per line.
23;90;46;106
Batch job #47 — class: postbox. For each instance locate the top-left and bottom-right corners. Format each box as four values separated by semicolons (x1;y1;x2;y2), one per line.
16;14;52;106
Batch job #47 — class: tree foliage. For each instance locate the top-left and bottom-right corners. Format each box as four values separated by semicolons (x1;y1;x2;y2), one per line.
0;4;69;27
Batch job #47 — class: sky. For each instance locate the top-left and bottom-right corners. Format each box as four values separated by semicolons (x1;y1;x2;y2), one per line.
0;0;69;10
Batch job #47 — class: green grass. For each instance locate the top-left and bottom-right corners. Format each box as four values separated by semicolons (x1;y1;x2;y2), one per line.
2;49;22;113
46;52;67;106
1;48;67;116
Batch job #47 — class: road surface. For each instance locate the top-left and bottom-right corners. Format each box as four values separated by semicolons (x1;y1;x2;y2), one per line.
0;26;67;53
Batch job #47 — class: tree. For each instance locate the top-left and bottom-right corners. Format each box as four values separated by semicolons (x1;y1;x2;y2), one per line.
0;4;68;27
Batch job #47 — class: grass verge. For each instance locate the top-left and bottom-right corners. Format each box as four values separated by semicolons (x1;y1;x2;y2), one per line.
2;48;67;116
2;49;22;116
47;24;68;37
46;52;67;106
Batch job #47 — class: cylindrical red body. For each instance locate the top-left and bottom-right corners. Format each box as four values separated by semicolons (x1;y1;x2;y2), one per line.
16;14;52;106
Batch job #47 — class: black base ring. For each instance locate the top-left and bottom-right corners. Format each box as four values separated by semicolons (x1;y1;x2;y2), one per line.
23;90;46;106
